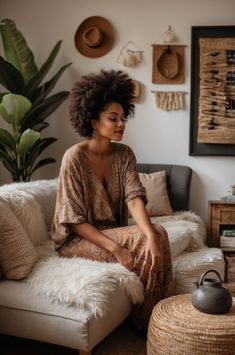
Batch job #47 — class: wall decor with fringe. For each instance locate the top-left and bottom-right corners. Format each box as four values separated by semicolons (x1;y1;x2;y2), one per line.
116;41;144;67
198;37;235;144
152;91;187;110
190;26;235;156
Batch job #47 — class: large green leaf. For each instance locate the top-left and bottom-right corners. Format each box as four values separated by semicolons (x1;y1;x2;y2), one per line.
24;40;63;96
0;56;25;93
33;121;50;132
25;136;57;167
0;93;32;125
0;128;15;150
21;91;69;131
0;92;7;101
18;128;40;161
31;157;55;174
0;149;17;175
0;19;38;83
0;141;6;152
29;62;72;103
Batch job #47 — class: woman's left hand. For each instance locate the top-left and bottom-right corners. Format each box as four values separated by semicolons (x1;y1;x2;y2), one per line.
145;235;162;272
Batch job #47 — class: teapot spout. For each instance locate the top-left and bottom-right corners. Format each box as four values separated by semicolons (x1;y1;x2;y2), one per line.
194;282;199;289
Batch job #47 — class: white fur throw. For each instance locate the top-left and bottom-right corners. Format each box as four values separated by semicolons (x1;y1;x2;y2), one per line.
25;254;144;318
129;211;206;258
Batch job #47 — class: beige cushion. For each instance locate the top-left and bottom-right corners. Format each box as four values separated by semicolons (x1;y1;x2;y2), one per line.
0;201;38;280
139;171;173;216
0;189;49;246
0;179;58;232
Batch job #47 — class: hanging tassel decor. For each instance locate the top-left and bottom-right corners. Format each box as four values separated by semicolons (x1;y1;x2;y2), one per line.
116;41;144;67
152;91;187;110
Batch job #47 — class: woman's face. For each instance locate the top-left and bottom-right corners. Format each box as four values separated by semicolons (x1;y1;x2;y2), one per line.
92;102;126;141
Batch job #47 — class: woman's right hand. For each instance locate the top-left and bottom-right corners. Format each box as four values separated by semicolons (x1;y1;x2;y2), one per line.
113;246;135;272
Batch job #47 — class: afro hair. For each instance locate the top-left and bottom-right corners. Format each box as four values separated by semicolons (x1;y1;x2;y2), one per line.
69;70;136;138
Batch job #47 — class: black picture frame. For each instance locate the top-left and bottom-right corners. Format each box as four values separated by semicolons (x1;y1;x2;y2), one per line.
189;26;235;156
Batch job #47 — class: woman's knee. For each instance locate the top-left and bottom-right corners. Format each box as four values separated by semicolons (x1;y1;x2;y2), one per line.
153;223;168;240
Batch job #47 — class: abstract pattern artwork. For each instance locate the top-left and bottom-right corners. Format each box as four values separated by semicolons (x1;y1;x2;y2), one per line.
198;38;235;144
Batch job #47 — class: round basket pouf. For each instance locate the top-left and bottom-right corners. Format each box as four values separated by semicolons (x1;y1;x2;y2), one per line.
147;294;235;355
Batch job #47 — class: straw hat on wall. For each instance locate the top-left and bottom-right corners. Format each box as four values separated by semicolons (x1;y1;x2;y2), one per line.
74;16;114;58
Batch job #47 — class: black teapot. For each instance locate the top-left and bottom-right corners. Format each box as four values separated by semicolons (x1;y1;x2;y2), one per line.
191;269;233;314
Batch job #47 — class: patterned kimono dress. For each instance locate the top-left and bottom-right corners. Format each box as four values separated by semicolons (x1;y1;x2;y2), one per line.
50;142;172;330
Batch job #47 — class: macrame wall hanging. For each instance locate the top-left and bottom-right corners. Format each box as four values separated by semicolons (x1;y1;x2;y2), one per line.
116;41;144;67
152;91;187;110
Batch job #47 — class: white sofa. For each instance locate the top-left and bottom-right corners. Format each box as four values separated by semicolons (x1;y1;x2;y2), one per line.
0;164;225;354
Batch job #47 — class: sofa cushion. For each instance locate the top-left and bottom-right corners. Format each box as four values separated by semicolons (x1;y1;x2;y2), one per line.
139;171;173;216
0;279;132;351
0;188;49;246
0;201;38;280
0;179;58;231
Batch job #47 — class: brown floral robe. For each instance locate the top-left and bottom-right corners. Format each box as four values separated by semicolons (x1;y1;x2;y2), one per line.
50;143;172;330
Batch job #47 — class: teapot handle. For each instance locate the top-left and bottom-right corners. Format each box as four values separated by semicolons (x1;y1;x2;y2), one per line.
199;269;222;285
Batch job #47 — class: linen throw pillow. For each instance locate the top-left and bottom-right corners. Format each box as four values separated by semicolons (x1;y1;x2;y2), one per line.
0;201;38;280
139;171;173;216
0;189;49;246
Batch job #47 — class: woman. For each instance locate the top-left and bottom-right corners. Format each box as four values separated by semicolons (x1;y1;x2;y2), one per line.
51;70;172;332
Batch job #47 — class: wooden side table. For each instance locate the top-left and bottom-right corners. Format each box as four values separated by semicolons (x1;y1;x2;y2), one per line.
208;200;235;247
147;294;235;355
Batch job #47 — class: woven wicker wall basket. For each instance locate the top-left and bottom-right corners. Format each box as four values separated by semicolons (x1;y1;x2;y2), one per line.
156;48;179;79
152;44;185;84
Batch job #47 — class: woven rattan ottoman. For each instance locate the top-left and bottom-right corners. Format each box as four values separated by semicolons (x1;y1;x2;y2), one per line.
147;294;235;355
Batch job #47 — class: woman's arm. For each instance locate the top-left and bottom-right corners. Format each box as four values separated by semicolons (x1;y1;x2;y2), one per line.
127;197;156;237
127;196;162;270
71;223;136;271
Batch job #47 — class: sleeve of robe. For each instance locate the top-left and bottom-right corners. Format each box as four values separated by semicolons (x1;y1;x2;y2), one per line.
50;146;87;248
123;145;147;205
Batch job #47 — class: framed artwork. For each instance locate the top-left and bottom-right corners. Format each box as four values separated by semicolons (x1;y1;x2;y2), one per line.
189;26;235;155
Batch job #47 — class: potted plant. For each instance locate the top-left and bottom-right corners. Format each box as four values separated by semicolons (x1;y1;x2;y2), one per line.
0;93;54;182
0;18;72;180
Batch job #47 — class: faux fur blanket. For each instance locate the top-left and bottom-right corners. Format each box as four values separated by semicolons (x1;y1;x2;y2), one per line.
129;211;206;258
25;250;144;318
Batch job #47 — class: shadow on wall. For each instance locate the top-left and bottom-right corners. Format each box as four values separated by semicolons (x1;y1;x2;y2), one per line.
0;164;11;185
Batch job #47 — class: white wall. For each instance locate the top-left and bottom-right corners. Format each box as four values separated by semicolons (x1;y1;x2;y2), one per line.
1;0;235;223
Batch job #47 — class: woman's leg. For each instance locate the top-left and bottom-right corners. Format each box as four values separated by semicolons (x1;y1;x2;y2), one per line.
59;224;172;331
126;223;172;331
